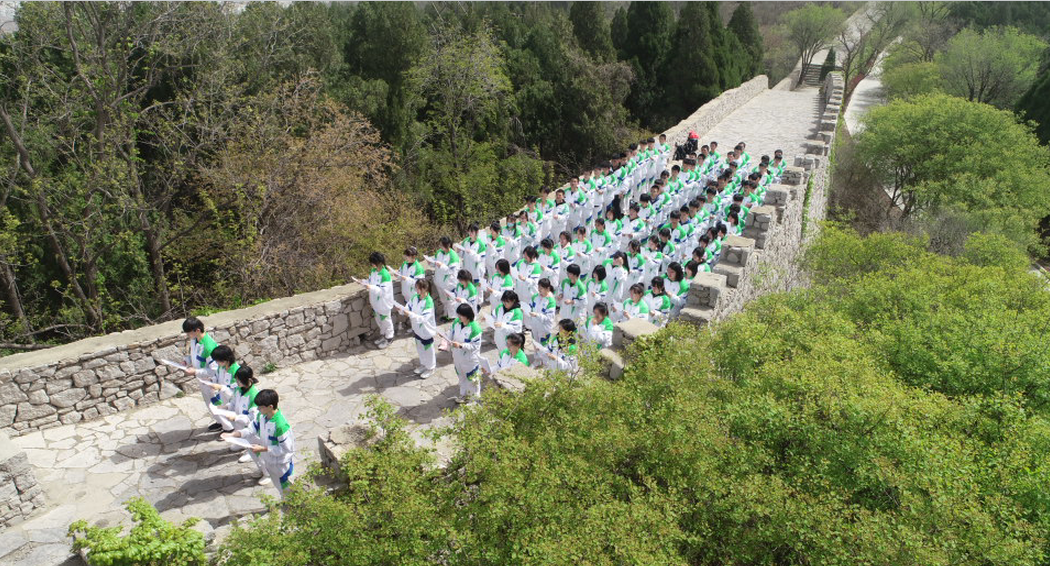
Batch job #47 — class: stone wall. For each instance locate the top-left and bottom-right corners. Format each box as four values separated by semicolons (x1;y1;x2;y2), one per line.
0;284;377;436
0;430;43;528
663;75;769;147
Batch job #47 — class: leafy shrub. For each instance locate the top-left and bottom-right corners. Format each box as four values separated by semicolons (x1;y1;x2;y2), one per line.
69;497;206;566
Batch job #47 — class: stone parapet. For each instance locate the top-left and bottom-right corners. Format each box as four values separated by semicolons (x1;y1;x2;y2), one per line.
0;284;376;435
0;430;43;527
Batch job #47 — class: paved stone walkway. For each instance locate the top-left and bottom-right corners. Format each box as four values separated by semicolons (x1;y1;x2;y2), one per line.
702;87;823;162
0;332;473;565
1;80;827;566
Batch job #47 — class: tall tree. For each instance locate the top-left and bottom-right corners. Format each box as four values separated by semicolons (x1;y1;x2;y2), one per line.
1016;50;1050;145
727;3;763;78
936;26;1047;109
569;1;614;62
660;2;719;127
610;6;629;60
620;1;674;127
781;4;845;85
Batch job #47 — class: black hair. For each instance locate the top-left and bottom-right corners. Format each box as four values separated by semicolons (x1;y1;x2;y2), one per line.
629;202;641;212
235;365;258;389
594;217;605;227
685;260;700;278
670;210;680;220
496;259;511;275
693;245;707;259
628;239;641;253
667;262;684;282
255;388;279;409
523;246;538;260
369;251;386;266
560;231;572;242
538;278;554;292
489;221;501;233
507;333;524;348
629;282;645;296
651;276;666;295
612;251;630;273
591;265;607;281
639;194;651;204
628;143;638;151
559;318;578;335
728;212;740;225
541;238;554;250
404;246;418;257
576;225;587;235
211;344;235;364
182;317;204;333
501;290;521;310
440;236;452;248
659;228;671;239
456;302;475;321
566;264;581;277
415;277;432;295
467;223;480;233
457;269;473;283
593;302;609;318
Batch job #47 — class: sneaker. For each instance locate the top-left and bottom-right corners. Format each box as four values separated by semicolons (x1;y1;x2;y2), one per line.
207;423;223;432
452;396;466;405
413;366;425;375
419;370;433;379
376;338;390;349
238;453;252;463
258;477;272;486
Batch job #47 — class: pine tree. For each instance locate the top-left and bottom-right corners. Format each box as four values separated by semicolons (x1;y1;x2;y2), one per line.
1016;51;1050;145
727;3;763;78
660;2;720;125
569;1;615;62
610;7;629;60
621;1;675;127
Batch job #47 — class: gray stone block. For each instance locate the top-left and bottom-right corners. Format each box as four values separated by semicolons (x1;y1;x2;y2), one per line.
613;319;659;349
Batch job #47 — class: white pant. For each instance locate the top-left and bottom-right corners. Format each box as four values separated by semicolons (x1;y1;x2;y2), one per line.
456;364;481;398
375;309;394;340
415;336;436;370
249;450;293;498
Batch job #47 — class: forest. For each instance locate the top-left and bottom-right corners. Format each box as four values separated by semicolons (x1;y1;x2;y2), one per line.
0;1;770;350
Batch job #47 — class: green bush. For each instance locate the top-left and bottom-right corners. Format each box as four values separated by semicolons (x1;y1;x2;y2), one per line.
69;498;206;566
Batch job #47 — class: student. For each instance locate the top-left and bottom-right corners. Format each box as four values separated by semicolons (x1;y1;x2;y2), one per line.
590;217;614;259
626;239;648;288
645;276;674;326
645;236;666;282
665;262;690;318
526;278;558;349
485;258;515;311
394;247;426;334
544;319;579;372
483;332;530;377
431;237;461;319
361;252;395;349
224;388;295;496
395;278;438;379
558;263;586;323
556;231;577;272
221;365;261;463
201;345;239;433
451;269;480;318
583;302;615;349
502;213;523;261
603;251;631;304
573;226;595;273
448;303;484;404
618;283;651;322
485;222;508;277
538;238;562;282
583;264;609;318
514;246;543;301
490;290;524;353
551;189;571;240
456;224;487;284
181;317;221;431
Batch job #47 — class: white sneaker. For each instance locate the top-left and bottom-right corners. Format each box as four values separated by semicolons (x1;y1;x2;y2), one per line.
376;338;390;349
238;453;252;463
419;370;433;379
453;396;466;405
413;366;425;375
258;477;272;486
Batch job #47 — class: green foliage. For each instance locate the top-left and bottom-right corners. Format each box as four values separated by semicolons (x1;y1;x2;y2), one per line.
569;2;614;62
949;1;1050;36
69;497;206;566
220;226;1050;564
882;61;943;100
819;47;836;80
854;93;1050;243
727;3;764;78
1016;50;1050;145
781;4;846;78
936;27;1047;109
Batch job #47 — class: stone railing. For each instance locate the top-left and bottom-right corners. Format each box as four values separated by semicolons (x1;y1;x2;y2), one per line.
663;75;768;147
0;285;376;436
0;430;43;528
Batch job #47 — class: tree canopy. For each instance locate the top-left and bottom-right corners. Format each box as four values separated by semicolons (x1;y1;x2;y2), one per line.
218;226;1050;565
781;4;846;81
